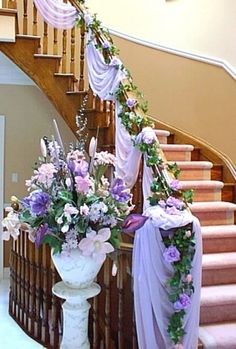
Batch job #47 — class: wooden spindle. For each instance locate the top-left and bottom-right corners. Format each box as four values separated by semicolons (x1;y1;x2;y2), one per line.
35;248;42;340
28;244;36;335
51;264;60;348
79;23;85;90
23;0;28;35
53;28;58;55
24;232;30;330
117;255;124;349
70;27;75;75
7;0;16;9
32;3;38;36
41;245;50;344
43;22;48;55
104;259;111;349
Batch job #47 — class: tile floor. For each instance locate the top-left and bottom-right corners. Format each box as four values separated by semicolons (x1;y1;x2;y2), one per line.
0;278;43;348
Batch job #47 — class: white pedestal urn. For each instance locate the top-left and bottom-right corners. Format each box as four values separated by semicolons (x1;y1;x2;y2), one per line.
51;249;104;349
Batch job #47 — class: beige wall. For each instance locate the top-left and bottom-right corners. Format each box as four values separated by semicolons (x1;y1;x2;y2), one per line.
112;35;236;165
0;16;15;42
88;0;236;70
0;85;76;203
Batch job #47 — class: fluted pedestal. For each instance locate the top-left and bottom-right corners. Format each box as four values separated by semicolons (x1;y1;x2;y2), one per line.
52;281;101;349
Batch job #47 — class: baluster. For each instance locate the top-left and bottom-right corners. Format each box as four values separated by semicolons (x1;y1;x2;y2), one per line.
43;22;48;54
92;293;99;349
28;243;36;335
35;248;42;340
61;0;68;72
53;28;58;55
70;26;75;75
79;23;85;90
51;263;60;348
117;254;124;349
104;259;111;349
7;0;16;9
32;3;38;36
41;245;50;344
20;231;26;324
24;231;30;330
16;236;21;320
23;0;28;35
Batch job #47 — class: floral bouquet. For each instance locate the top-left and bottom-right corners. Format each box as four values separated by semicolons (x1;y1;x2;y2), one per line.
2;135;134;264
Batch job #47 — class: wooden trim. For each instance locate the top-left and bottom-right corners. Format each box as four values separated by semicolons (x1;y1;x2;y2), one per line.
0;8;17;16
110;29;236;80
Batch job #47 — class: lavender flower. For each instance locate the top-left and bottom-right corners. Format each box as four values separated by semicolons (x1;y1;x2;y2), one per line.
83;13;93;26
28;192;50;216
102;40;111;49
126;98;136;109
166;196;184;210
174;293;191;310
35;224;49;248
111;178;131;203
135;127;156;145
163;245;180;263
169;179;181;191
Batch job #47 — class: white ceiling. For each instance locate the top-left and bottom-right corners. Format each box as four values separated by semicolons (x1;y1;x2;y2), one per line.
0;52;35;85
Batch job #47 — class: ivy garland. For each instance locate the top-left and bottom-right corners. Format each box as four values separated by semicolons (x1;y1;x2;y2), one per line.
74;0;196;346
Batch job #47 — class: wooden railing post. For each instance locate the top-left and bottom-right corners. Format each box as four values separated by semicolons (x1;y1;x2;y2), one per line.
23;0;28;34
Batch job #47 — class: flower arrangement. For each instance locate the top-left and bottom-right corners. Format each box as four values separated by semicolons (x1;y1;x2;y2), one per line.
2;133;134;264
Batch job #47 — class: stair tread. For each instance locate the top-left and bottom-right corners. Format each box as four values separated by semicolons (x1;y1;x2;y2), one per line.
190;201;236;212
168;161;213;169
202;252;236;268
154;129;170;137
160;144;194;151
201;284;236;305
34;53;62;59
16;34;41;40
180;180;224;189
0;8;17;15
199;322;236;348
202;225;236;237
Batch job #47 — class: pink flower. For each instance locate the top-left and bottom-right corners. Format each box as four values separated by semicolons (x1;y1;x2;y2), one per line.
75;175;91;193
185;230;192;238
78;228;114;263
80;204;89;216
186;274;192;283
34;163;57;188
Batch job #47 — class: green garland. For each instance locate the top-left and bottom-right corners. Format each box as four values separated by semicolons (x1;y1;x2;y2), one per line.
75;1;196;345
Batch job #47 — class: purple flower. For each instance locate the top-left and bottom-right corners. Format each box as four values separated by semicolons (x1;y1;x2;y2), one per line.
102;40;110;49
126;98;136;109
166;196;184;210
29;192;50;216
169;179;181;191
35;224;49;248
174;293;191;310
136;127;156;145
163;245;180;263
122;214;148;233
74;160;89;177
111;178;131;202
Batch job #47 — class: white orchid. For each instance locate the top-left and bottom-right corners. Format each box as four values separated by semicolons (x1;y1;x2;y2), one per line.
2;207;21;241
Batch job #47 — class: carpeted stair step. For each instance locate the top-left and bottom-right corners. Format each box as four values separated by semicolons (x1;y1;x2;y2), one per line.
168;161;213;181
199;322;236;349
160;144;194;161
154;129;170;144
190;201;236;226
180;180;223;202
202;225;236;253
202;252;236;286
200;284;236;324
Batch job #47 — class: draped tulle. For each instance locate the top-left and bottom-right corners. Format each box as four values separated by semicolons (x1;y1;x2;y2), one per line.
33;0;78;29
32;3;202;346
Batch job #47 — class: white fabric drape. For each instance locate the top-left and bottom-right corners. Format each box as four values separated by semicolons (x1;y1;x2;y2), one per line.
33;0;78;29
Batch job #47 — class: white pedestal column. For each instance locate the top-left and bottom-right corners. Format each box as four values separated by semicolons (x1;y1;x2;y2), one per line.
52;281;101;349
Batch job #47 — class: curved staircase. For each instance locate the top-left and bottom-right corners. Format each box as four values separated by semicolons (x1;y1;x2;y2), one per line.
1;1;236;348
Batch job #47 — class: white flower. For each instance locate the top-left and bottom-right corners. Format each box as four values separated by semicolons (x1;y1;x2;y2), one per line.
80;203;89;216
57;203;79;233
89;137;97;157
94;151;116;166
89;202;108;222
40;138;47;158
78;228;114;263
2;208;21;240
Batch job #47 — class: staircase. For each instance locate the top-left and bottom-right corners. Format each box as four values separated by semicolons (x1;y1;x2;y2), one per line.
1;1;236;348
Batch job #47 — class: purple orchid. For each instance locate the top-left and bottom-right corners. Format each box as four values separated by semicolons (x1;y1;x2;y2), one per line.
102;41;111;49
174;293;191;310
111;178;131;203
28;192;50;216
122;214;148;233
169;179;181;191
166;196;184;210
35;224;49;248
163;245;181;263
